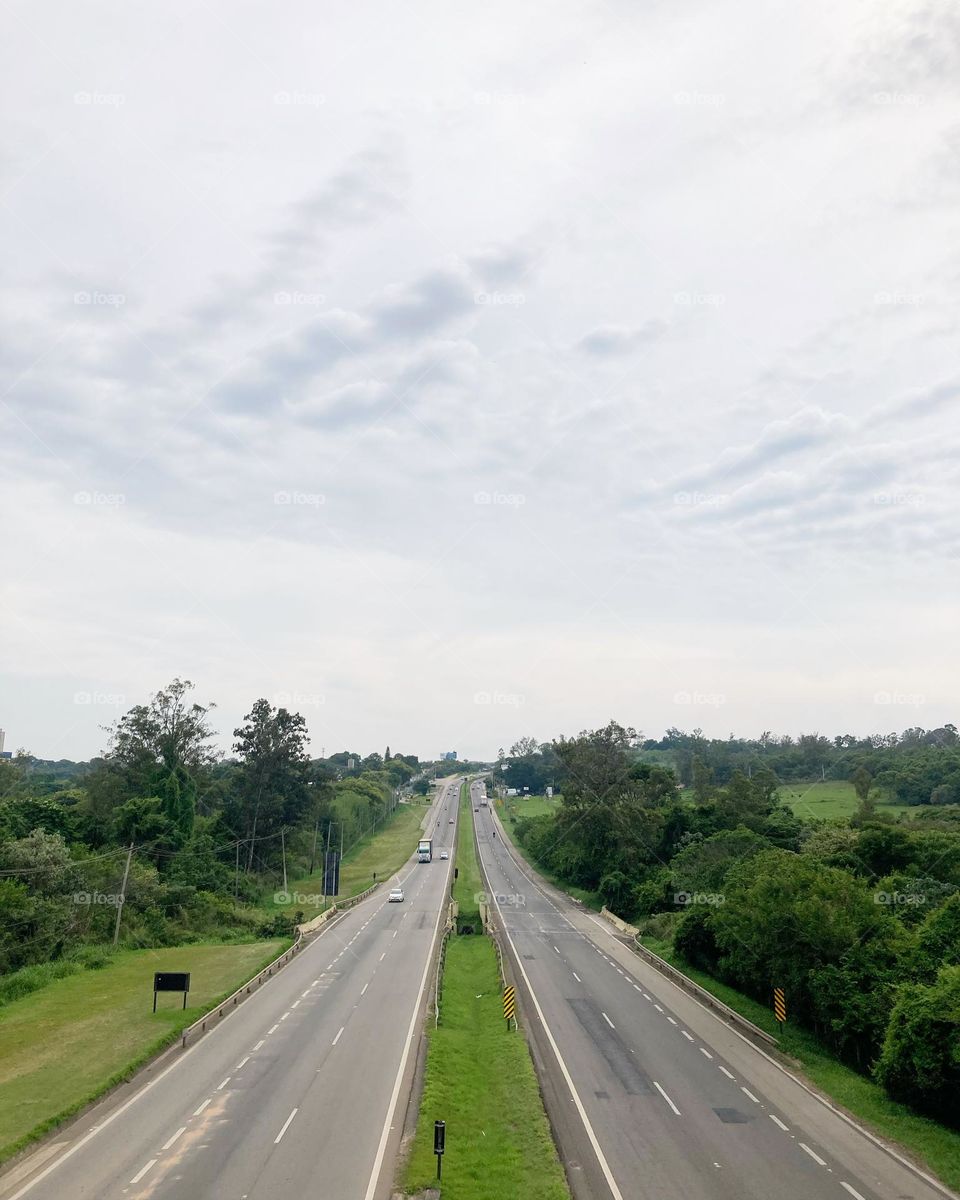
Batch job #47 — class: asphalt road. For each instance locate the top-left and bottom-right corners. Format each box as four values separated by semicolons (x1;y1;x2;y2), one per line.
1;779;461;1200
472;780;955;1200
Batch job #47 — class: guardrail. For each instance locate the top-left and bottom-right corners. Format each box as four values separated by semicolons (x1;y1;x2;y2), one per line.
629;935;779;1048
180;932;304;1047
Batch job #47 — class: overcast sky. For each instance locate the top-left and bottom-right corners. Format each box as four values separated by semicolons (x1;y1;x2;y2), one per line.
2;0;958;763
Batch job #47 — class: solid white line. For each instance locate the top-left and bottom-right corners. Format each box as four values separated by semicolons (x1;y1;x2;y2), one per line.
361;982;369;996
699;1048;713;1059
602;1012;615;1029
193;1098;212;1116
800;1143;827;1166
274;1108;298;1144
161;1126;186;1151
216;1077;230;1090
474;835;626;1200
235;1056;250;1069
253;1040;265;1051
741;1087;760;1104
770;1114;790;1131
681;1030;694;1041
718;1065;735;1080
129;1159;157;1184
332;1026;345;1045
654;1082;681;1116
572;971;581;982
840;1184;867;1200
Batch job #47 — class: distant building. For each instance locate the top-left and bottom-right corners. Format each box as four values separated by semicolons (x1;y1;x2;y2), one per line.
441;751;458;761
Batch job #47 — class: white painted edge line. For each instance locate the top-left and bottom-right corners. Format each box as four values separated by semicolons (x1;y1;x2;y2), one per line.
654;1082;681;1116
800;1143;827;1167
274;1108;298;1144
161;1127;186;1151
475;823;626;1200
362;828;456;1200
486;807;960;1200
129;1159;157;1185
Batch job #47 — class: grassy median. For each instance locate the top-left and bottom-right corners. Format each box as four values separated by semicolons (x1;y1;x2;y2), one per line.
403;781;570;1199
0;939;285;1162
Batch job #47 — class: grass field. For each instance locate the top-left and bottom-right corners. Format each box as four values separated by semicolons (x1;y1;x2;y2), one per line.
640;937;960;1191
0;939;285;1162
453;783;483;928
403;782;569;1199
272;800;428;914
777;779;914;822
500;793;561;824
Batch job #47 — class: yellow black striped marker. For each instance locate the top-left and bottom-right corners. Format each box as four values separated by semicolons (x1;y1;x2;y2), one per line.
504;985;516;1028
773;987;787;1027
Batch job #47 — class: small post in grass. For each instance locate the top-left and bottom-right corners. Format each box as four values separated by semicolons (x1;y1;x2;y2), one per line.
503;984;516;1030
434;1119;445;1179
773;986;787;1033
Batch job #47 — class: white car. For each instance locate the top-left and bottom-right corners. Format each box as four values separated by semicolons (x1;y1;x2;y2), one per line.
388;888;404;902
440;850;449;859
449;817;455;823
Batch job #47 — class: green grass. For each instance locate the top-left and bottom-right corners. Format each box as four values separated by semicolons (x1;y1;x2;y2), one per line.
639;937;960;1191
402;935;570;1199
271;801;427;914
453;783;483;928
0;939;285;1162
778;780;914;822
499;792;561;824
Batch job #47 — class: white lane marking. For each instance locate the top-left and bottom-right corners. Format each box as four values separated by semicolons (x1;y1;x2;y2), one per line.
193;1098;212;1116
741;1087;760;1104
632;984;642;992
654;1082;681;1116
681;1030;694;1042
253;1040;265;1051
699;1048;713;1059
267;1024;279;1035
162;1127;186;1151
770;1115;790;1131
280;1012;290;1021
553;945;560;954
654;1004;664;1012
380;952;386;961
572;971;581;983
667;1016;677;1025
274;1108;298;1144
291;1000;300;1009
361;983;369;996
332;1026;345;1045
235;1056;250;1069
642;993;652;1001
302;989;312;997
718;1065;735;1080
216;1077;230;1090
602;1012;615;1029
393;930;398;938
129;1160;157;1184
474;844;626;1200
840;1184;867;1200
800;1143;827;1166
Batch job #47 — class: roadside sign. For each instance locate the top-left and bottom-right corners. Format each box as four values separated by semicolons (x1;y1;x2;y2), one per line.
773;987;787;1028
504;985;516;1028
153;972;191;1012
434;1119;445;1179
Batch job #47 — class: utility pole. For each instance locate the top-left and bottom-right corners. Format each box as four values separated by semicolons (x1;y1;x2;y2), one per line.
113;843;134;947
234;839;240;901
281;828;288;894
322;821;333;909
310;809;321;875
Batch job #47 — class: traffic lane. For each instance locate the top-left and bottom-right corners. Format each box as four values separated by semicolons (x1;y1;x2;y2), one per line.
135;877;450;1199
482;803;951;1200
5;792;455;1200
477;828;837;1200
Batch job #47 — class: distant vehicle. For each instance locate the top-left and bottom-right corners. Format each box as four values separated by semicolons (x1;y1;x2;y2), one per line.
388;888;404;902
448;817;454;823
418;838;432;863
439;849;449;859
480;798;488;807
474;808;478;813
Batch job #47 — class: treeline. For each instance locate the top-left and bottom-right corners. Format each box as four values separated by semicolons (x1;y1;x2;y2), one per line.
509;723;960;1126
0;679;423;976
644;726;960;804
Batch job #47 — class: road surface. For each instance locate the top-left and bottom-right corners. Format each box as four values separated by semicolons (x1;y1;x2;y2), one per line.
1;779;461;1200
472;780;954;1200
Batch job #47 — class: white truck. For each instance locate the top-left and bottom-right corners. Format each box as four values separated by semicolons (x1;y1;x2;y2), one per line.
418;838;433;863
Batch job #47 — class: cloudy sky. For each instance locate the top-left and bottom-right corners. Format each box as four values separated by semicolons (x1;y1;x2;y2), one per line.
2;0;958;762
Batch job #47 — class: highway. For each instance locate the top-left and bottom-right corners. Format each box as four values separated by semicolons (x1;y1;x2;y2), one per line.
1;779;461;1200
472;779;953;1200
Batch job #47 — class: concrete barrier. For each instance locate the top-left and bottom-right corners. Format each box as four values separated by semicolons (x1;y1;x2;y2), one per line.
600;906;640;937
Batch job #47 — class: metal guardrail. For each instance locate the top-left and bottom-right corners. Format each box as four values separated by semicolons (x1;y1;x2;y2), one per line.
180;931;304;1047
630;936;779;1048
